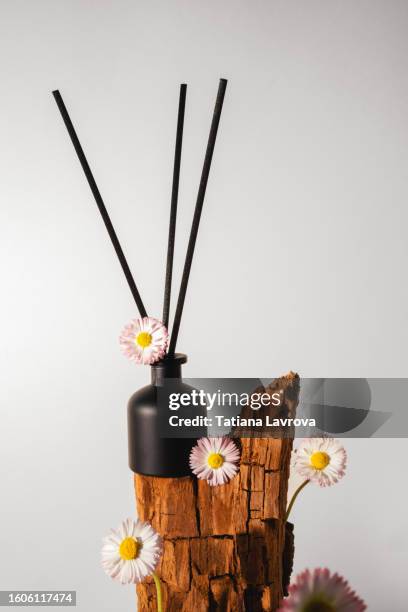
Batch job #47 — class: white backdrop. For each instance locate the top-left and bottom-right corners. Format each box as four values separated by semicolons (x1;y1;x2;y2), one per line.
1;1;407;610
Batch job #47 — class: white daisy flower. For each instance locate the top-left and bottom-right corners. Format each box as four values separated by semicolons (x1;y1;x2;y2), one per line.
101;518;162;584
189;437;240;486
293;438;347;487
119;317;168;365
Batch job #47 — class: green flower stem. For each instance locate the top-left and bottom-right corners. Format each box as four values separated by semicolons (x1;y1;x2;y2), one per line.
284;479;310;522
152;572;163;612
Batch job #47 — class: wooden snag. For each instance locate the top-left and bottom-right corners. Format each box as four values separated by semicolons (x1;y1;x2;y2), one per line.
135;372;299;611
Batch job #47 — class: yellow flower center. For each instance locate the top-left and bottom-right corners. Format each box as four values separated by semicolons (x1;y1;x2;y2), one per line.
310;451;330;470
303;599;335;612
208;453;224;469
136;332;152;348
119;537;140;561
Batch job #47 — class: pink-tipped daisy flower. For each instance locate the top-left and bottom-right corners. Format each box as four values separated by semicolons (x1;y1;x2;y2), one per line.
293;438;347;487
189;437;240;486
119;317;168;365
278;568;366;611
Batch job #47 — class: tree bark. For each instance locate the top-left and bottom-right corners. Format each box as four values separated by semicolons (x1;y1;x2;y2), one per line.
134;372;299;611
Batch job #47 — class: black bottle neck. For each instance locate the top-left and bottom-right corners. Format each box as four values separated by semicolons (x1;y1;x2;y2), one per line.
150;353;187;386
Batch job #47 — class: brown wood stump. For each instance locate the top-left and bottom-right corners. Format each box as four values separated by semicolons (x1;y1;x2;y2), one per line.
134;373;299;611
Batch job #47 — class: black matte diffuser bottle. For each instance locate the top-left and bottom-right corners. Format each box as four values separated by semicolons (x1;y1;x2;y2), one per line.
128;354;206;477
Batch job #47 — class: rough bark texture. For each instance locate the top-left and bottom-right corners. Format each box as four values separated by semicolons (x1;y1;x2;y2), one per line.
135;372;299;612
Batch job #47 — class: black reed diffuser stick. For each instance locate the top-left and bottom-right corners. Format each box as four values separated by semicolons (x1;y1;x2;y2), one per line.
168;78;227;354
52;90;147;318
162;84;187;328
